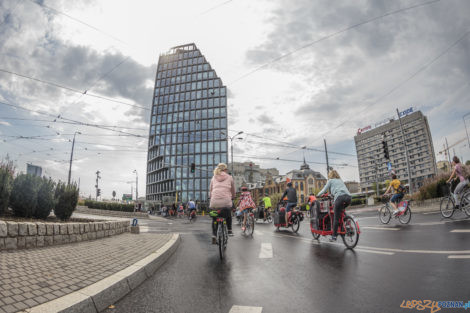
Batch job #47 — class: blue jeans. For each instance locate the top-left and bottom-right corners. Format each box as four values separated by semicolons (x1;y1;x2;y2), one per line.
285;203;296;212
390;194;404;204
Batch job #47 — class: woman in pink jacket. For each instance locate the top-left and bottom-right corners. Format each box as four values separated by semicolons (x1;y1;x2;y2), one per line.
209;163;235;243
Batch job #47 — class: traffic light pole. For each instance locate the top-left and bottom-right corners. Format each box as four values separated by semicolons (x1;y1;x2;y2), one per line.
95;170;101;200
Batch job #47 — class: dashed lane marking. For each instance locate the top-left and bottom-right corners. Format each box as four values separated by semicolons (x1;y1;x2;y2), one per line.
448;255;470;259
229;305;263;313
362;226;400;231
450;229;470;233
354;248;395;255
258;243;273;259
422;211;441;215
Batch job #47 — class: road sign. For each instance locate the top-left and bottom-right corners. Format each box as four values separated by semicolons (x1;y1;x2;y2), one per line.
122;194;132;201
387;162;392;172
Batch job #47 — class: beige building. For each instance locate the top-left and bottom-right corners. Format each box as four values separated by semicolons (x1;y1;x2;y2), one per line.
354;110;437;192
229;161;279;191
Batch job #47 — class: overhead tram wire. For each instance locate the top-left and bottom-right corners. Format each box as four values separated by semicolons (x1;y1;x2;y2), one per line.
306;26;470;145
229;0;442;85
0;69;149;111
0;100;145;137
234;154;357;168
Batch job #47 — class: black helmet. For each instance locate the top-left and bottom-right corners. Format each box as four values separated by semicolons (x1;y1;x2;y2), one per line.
287;182;292;187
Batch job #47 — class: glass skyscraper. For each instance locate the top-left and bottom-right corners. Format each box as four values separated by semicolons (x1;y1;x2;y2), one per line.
146;43;228;203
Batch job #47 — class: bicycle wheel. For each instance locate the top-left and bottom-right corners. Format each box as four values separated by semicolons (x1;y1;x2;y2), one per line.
310;220;320;239
460;191;470;217
218;223;224;260
249;216;255;236
440;196;454;218
267;215;273;223
379;205;391;224
341;215;359;249
291;216;300;233
398;207;411;224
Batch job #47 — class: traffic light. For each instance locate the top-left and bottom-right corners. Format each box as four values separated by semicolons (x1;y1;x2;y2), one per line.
190;163;195;173
382;140;390;159
97;188;101;197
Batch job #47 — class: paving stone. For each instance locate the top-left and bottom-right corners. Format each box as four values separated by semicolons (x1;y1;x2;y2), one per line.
60;224;68;235
37;236;45;247
17;236;26;249
84;223;90;233
2;304;17;313
73;223;79;234
67;223;74;234
53;223;60;235
17;223;28;236
36;223;46;236
79;223;85;234
45;223;54;235
0;220;7;237
0;238;4;250
53;234;63;244
6;222;18;237
27;222;37;235
13;301;28;311
44;235;53;246
25;236;36;248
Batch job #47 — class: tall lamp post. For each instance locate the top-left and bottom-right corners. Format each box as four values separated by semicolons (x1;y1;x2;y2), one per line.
133;169;138;201
221;131;244;175
67;131;81;185
464;113;470;149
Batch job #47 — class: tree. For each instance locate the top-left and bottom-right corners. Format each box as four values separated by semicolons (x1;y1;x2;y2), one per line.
10;174;41;217
466;160;470;166
0;158;14;215
54;182;79;221
34;177;55;219
112;190;116;200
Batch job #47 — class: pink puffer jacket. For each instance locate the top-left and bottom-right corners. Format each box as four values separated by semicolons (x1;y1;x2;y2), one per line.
209;172;235;208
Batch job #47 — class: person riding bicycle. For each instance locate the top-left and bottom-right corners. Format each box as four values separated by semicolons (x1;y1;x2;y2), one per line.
209;163;235;244
383;173;404;216
237;186;256;231
307;193;317;220
177;203;184;217
261;193;272;221
280;182;297;224
317;169;351;242
187;199;197;218
446;156;469;208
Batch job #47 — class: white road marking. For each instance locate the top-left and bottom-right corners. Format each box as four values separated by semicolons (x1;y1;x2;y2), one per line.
259;243;273;259
422;211;441;215
355;248;395;255
254;230;264;236
450;229;470;233
229;306;263;313
362;226;400;231
448;255;470;259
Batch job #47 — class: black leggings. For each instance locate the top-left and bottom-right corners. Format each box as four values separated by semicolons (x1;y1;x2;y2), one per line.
211;208;232;236
333;194;352;237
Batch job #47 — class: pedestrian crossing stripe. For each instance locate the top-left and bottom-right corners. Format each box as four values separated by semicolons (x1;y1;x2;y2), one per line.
229;305;263;313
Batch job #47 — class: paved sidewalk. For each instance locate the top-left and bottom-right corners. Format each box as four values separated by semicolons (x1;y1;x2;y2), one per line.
0;233;174;313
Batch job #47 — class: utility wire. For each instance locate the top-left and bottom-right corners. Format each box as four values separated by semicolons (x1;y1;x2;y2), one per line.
0;68;149;110
234;154;357;167
230;0;442;84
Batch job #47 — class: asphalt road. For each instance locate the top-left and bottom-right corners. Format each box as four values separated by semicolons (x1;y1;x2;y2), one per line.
103;209;470;313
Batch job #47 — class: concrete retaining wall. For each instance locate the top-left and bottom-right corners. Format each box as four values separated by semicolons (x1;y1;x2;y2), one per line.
0;220;130;251
76;206;149;219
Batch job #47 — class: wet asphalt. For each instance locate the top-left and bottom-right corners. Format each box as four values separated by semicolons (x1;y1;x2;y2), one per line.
102;210;470;313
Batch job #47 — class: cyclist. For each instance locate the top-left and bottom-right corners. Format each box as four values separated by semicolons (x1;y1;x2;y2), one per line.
280;182;297;224
237;186;256;231
209;163;235;243
446;156;469;208
383;173;404;216
261;193;272;221
187;199;197;219
317;169;351;242
177;203;184;218
307;193;317;220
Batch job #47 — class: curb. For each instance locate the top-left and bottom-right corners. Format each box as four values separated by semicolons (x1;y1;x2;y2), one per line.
23;233;181;313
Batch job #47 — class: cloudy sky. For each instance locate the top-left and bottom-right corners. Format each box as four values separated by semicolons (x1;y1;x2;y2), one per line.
1;0;470;199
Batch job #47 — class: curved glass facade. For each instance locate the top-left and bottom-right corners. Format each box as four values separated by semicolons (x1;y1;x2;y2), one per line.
146;43;228;203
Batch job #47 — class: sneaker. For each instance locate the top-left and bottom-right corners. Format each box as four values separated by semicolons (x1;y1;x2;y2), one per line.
228;230;234;236
329;236;337;242
211;236;217;245
392;210;399;216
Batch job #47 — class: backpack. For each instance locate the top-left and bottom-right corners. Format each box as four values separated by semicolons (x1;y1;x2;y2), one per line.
397;184;406;195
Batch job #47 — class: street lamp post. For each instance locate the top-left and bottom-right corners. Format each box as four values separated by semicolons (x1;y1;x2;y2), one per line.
463;113;470;149
67;131;81;185
133;169;138;201
221;131;244;175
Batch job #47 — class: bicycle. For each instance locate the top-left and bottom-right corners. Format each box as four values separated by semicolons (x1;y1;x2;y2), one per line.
440;182;470;218
210;210;229;260
188;209;197;223
379;195;412;224
242;208;255;236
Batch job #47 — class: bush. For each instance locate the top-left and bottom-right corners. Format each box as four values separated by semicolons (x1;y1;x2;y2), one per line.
54;182;79;221
34;177;56;219
351;198;365;206
10;174;41;217
0;159;14;215
84;200;134;212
